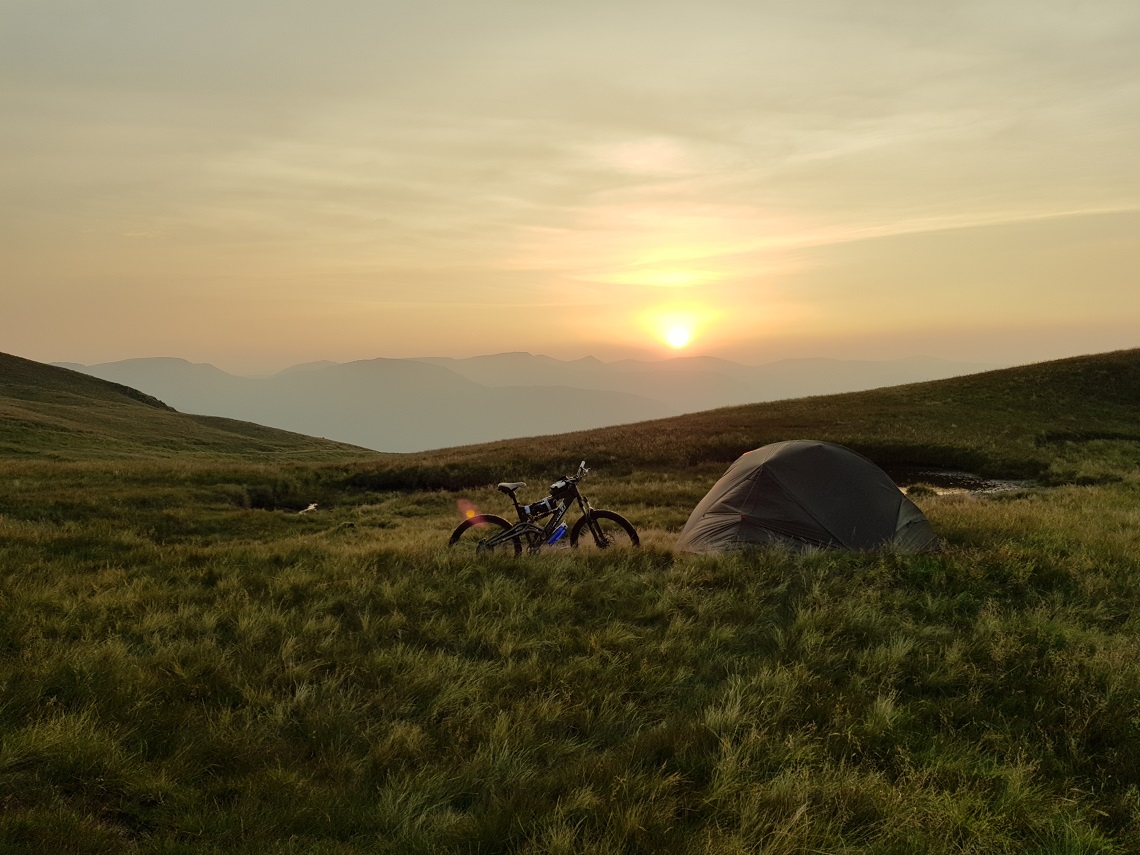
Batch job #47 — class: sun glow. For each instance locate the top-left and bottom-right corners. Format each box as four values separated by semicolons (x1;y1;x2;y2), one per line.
631;302;723;354
665;325;691;348
639;304;718;352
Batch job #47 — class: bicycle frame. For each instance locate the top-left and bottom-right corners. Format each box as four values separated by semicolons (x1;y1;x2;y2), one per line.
480;465;595;553
449;459;639;555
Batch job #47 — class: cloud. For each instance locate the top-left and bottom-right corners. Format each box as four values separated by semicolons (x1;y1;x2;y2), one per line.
2;0;1138;368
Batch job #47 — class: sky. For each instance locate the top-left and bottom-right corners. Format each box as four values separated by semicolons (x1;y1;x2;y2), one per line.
3;0;1139;374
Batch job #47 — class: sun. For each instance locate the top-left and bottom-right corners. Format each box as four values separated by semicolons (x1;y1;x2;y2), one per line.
665;325;691;349
639;305;715;352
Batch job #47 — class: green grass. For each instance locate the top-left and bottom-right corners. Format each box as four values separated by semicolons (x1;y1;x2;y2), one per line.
2;349;1140;852
344;348;1140;490
0;352;377;462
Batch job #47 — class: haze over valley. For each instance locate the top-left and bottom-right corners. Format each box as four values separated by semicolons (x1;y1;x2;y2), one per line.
59;352;995;452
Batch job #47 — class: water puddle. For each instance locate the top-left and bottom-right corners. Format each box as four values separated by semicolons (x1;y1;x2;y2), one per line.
887;466;1034;496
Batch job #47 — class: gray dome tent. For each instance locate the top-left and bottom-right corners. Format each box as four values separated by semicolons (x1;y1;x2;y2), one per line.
676;440;938;553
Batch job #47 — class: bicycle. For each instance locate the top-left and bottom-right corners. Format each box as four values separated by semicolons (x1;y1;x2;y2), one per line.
448;461;639;555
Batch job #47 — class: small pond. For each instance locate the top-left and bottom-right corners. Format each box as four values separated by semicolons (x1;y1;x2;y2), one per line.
886;466;1034;496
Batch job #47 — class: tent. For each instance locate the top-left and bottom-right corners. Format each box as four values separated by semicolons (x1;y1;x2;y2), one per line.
676;440;939;553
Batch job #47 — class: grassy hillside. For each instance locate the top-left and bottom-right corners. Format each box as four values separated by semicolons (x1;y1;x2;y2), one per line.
345;348;1140;491
0;352;378;462
2;349;1140;852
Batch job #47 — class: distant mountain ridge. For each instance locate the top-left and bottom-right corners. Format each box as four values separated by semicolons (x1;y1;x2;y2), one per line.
346;347;1140;492
58;352;997;453
417;353;997;413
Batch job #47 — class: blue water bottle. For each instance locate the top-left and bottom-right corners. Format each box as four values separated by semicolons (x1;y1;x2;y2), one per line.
546;522;568;545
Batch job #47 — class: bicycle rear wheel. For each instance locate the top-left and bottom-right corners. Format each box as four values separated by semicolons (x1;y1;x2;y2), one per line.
570;509;640;550
448;514;523;556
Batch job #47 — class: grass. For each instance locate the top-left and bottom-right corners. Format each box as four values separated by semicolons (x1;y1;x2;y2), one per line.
0;352;377;462
343;348;1140;491
2;349;1140;852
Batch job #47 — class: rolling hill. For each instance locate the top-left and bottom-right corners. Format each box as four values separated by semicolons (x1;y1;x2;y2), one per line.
345;347;1140;490
0;352;377;461
4;347;1140;852
13;346;1139;486
59;356;672;452
9;348;1140;475
419;351;996;411
61;352;992;452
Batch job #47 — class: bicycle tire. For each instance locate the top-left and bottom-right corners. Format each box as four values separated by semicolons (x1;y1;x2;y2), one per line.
570;509;640;550
448;514;523;556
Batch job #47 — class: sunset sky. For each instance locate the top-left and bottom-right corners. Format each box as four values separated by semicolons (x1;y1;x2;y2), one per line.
3;1;1138;374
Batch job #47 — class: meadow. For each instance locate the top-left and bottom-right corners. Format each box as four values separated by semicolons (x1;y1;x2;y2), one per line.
2;351;1140;853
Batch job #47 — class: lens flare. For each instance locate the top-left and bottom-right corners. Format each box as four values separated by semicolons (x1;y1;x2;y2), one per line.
457;498;479;520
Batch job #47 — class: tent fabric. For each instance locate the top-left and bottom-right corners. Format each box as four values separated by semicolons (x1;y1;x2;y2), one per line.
676;440;939;553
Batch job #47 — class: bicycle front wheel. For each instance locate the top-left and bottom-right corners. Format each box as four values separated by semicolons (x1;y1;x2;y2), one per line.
570;509;640;550
448;514;522;556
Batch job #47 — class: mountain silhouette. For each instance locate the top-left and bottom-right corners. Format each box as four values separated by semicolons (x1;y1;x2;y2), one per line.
61;353;996;452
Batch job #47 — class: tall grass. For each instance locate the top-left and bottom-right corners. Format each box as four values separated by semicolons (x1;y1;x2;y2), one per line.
3;437;1140;852
4;350;1140;850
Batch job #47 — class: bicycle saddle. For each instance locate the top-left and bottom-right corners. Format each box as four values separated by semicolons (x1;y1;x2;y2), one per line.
497;482;526;495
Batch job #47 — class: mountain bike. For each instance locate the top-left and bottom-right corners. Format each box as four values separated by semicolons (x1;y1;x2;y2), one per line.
448;461;639;555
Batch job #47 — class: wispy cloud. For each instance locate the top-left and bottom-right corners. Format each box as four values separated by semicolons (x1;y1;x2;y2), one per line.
2;0;1139;368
